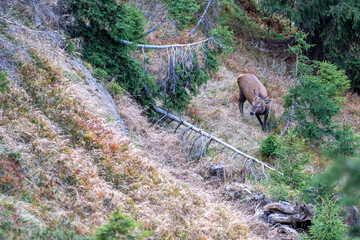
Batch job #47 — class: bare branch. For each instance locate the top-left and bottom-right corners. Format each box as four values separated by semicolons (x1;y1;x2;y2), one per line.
190;0;212;35
141;11;168;38
153;105;280;174
280;100;295;137
119;37;214;49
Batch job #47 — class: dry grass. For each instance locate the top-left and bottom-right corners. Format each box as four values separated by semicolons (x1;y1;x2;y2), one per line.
337;92;360;132
2;1;359;239
0;14;268;240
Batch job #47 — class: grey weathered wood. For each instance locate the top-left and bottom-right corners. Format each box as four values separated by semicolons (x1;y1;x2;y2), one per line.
153;105;278;173
264;202;295;214
119;38;213;49
280;100;295;137
190;0;212;35
141;11;168;38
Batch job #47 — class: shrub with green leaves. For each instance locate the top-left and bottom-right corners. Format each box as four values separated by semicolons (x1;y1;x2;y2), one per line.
94;209;150;240
93;68;108;82
166;0;199;30
315;61;350;96
260;134;279;158
260;0;360;92
68;0;158;108
270;131;310;189
283;32;351;142
307;198;347;240
0;71;9;94
329;124;360;156
269;184;289;201
300;175;334;205
209;26;235;56
162;53;210;111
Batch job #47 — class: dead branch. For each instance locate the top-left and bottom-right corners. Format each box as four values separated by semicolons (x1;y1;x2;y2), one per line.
280;100;295;137
190;0;212;35
141;11;168;38
119;38;214;49
153;105;279;174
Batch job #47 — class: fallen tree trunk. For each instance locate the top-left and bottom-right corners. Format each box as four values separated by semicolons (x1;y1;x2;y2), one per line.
263;202;314;225
153;105;278;174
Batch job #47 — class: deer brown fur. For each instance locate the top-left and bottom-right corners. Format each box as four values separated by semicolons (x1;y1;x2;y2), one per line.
237;73;271;131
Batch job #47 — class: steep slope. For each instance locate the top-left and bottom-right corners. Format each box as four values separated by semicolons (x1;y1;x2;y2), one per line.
0;15;269;239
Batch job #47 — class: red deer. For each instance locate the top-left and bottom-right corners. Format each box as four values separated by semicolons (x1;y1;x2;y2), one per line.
237;73;271;131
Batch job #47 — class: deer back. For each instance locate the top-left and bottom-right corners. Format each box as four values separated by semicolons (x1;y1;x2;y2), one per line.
237;73;268;104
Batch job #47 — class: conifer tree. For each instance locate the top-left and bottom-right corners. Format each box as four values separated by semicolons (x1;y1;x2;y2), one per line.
260;0;360;92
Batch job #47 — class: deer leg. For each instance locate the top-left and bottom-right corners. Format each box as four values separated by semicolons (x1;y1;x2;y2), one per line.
255;113;264;131
263;106;270;132
263;113;269;132
239;93;246;117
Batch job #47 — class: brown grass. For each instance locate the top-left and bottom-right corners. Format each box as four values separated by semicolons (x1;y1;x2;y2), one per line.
337;92;360;132
0;15;268;240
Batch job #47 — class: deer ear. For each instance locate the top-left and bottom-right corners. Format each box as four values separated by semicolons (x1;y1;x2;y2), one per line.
264;99;271;104
259;92;264;99
254;89;257;97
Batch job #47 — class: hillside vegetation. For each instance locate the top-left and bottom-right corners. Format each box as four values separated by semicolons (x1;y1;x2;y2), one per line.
1;0;360;239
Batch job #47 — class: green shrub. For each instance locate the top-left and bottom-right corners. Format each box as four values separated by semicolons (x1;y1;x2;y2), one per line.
209;26;235;56
93;68;108;81
269;184;289;201
106;80;125;96
94;208;150;240
166;0;199;30
260;134;279;158
65;39;75;55
329;124;360;156
300;175;333;205
162;57;209;111
315;61;350;96
270;131;310;189
283;33;350;143
0;71;9;94
68;0;158;108
307;197;347;240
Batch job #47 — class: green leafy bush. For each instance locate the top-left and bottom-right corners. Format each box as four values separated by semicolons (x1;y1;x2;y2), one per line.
270;131;310;189
329;124;360;156
307;198;347;240
269;184;289;201
106;80;125;96
166;0;199;30
260;134;279;158
162;55;210;111
283;33;351;143
65;39;75;55
94;208;150;240
0;71;9;94
68;0;158;108
93;68;108;81
300;175;333;205
315;61;350;96
209;26;235;55
260;0;360;92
